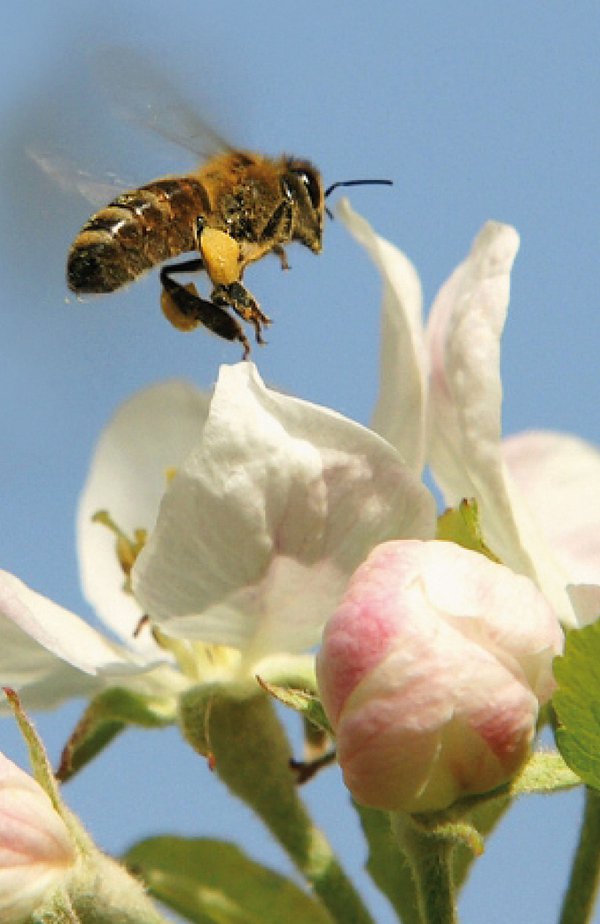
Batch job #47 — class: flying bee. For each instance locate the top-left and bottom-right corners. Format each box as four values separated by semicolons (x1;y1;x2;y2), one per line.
63;54;392;357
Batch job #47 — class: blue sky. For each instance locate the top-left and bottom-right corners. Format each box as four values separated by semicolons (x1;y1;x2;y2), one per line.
1;3;599;922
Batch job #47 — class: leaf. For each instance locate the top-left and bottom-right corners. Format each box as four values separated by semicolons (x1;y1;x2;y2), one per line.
436;499;500;562
57;686;176;781
553;620;600;790
256;677;334;736
510;751;580;795
124;836;334;924
355;803;420;924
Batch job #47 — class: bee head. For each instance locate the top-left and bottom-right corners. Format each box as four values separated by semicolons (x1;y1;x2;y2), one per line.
282;159;325;254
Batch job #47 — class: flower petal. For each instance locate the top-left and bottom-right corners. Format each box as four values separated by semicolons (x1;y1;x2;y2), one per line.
567;584;600;627
0;571;159;709
317;540;562;812
78;381;210;648
133;363;436;666
503;430;600;585
337;199;428;473
427;222;574;624
0;753;76;921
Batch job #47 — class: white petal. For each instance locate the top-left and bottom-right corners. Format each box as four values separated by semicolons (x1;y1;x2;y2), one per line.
426;223;574;624
567;584;600;627
0;572;154;709
427;221;517;499
133;363;436;665
503;431;600;584
78;381;210;649
338;199;428;472
0;608;100;711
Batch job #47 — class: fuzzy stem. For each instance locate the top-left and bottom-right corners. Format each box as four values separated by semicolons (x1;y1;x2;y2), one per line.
181;686;375;924
393;814;458;924
559;788;600;924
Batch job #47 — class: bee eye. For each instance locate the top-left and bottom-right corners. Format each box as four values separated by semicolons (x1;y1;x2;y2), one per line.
288;167;321;210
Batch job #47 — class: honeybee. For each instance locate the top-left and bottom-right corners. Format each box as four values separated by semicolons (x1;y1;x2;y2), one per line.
64;54;392;357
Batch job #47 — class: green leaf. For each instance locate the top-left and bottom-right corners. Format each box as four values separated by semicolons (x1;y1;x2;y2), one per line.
124;836;334;924
355;803;420;924
436;499;500;562
553;620;600;790
510;751;580;795
256;677;334;736
57;686;177;781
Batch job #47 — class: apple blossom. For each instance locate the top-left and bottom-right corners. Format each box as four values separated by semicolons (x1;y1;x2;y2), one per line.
0;382;218;711
0;365;436;709
316;540;563;814
338;200;600;627
131;362;436;672
0;751;76;922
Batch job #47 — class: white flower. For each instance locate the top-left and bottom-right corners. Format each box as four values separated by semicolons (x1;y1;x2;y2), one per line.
0;369;436;705
0;751;76;922
131;363;436;674
0;382;211;709
339;200;600;626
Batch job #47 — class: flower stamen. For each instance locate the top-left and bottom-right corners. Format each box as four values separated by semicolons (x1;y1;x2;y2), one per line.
91;510;147;593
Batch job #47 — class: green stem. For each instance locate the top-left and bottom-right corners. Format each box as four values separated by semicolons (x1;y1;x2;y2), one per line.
181;686;375;924
393;815;458;924
559;788;600;924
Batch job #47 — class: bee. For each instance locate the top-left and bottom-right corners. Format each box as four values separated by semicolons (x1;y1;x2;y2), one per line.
64;54;392;357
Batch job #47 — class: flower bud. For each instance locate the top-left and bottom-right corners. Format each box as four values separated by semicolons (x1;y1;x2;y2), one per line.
0;752;76;922
316;540;563;813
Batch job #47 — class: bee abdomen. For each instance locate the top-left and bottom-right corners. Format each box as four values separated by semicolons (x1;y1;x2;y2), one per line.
67;178;207;294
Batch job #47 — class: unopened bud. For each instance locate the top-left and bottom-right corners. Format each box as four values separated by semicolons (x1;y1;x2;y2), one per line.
317;540;563;813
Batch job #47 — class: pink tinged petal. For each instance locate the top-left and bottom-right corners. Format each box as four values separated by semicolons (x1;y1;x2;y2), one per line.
317;540;563;813
337;200;428;473
132;363;436;665
337;636;536;813
0;753;76;921
503;430;600;585
426;223;574;624
78;381;210;649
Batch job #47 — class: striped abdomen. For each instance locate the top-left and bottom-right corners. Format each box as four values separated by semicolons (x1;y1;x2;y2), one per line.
67;176;210;294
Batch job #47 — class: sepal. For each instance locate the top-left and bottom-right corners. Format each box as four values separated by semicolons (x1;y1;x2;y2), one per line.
257;677;333;737
57;686;178;781
436;499;500;562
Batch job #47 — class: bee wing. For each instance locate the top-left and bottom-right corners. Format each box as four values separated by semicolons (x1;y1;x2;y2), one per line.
28;147;131;207
91;47;232;160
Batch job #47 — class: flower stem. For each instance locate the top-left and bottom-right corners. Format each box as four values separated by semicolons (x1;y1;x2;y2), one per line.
393;814;458;924
181;686;375;924
559;788;600;924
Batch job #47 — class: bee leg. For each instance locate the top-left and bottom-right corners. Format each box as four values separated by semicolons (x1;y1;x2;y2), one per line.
211;282;272;347
261;199;293;246
160;262;251;358
273;245;290;271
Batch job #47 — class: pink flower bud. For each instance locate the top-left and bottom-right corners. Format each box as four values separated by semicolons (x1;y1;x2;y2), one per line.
316;540;563;813
0;752;76;922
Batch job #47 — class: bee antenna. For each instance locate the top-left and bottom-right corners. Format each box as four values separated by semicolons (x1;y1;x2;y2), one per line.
324;178;393;199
